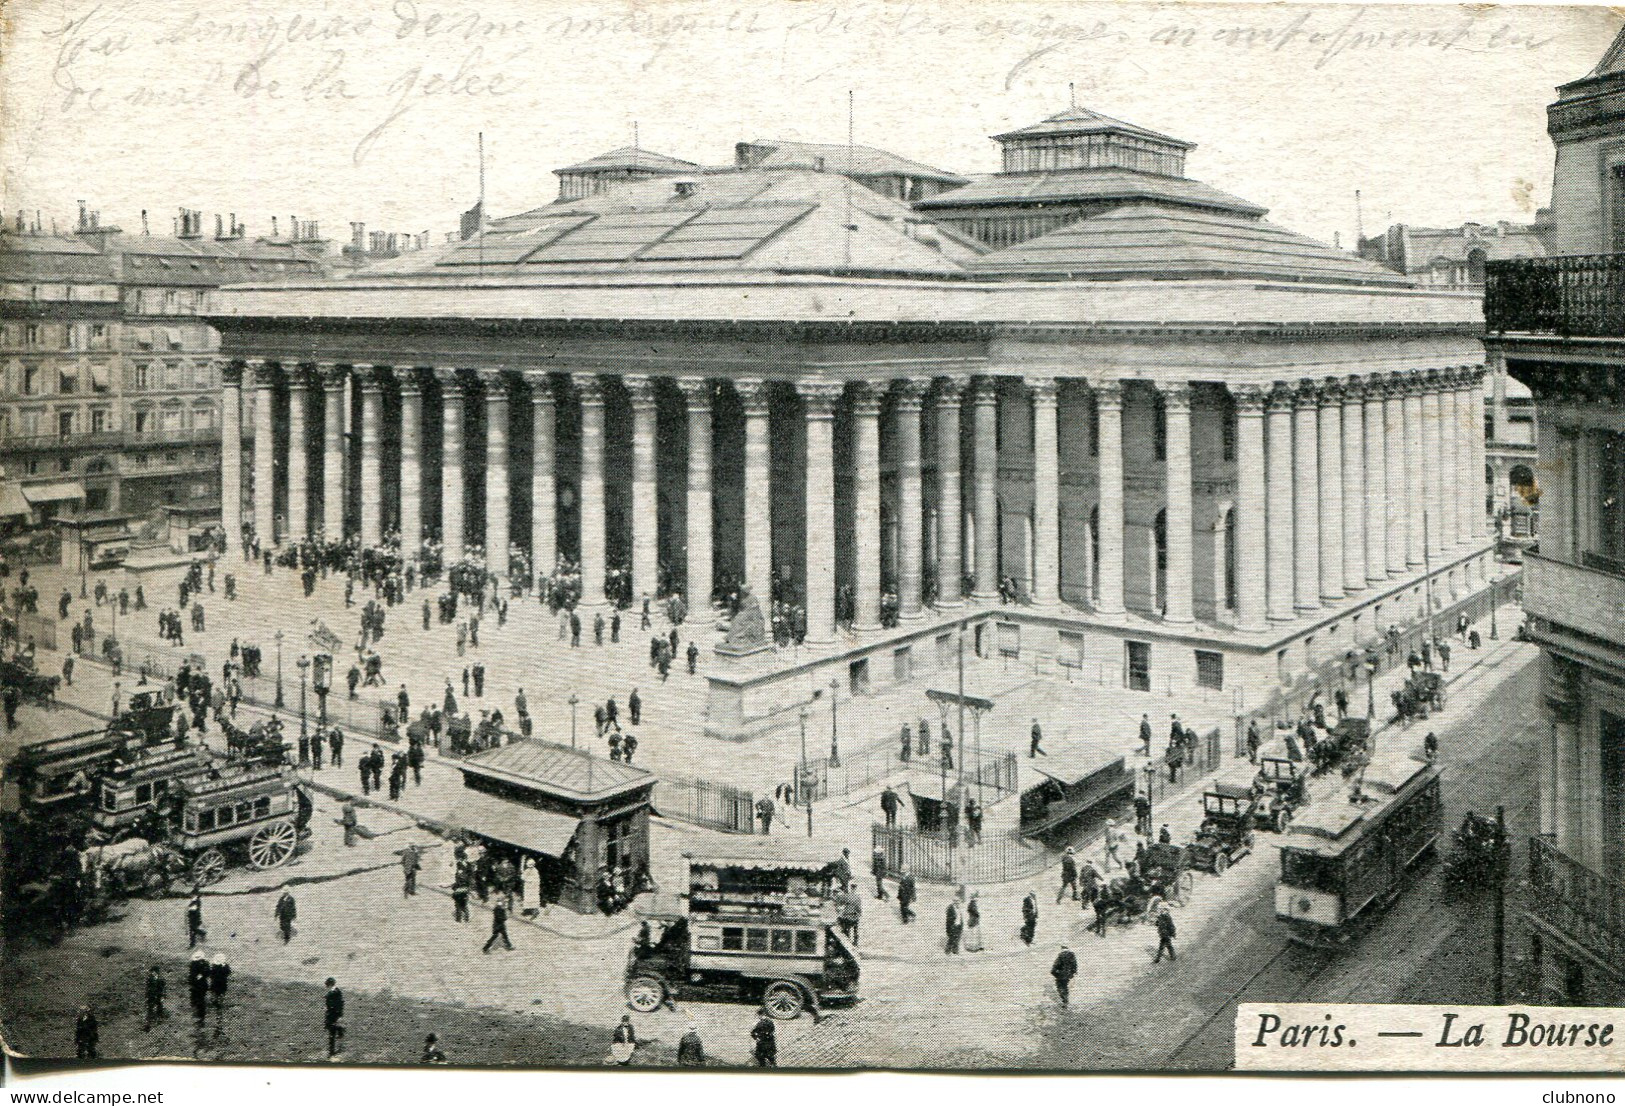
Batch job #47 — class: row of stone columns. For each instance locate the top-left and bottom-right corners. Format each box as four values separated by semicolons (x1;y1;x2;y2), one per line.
222;361;1487;639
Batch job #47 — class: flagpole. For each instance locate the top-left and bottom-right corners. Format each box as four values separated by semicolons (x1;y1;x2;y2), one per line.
477;132;485;276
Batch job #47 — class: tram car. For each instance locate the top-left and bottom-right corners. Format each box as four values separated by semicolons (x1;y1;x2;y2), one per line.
625;852;860;1020
1275;746;1442;944
169;763;313;884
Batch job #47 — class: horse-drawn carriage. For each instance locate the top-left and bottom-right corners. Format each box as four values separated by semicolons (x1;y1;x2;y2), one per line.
1;655;60;705
1140;841;1195;904
1392;670;1446;723
222;716;292;766
1309;716;1372;777
1188;784;1256;874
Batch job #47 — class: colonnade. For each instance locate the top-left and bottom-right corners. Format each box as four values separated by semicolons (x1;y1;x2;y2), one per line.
221;361;1489;641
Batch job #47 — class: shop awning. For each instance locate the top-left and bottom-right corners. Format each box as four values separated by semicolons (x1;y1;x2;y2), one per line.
21;481;86;504
89;363;112;390
0;483;31;518
440;788;581;856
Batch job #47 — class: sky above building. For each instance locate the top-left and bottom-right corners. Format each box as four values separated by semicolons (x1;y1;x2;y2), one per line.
2;0;1619;251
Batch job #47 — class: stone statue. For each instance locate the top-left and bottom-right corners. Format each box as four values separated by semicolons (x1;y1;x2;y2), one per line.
719;588;770;656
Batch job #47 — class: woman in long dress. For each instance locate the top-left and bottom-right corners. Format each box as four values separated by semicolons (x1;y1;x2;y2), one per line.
521;856;543;915
962;890;984;952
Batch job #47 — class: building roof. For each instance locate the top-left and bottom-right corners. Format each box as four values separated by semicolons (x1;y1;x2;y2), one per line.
554;146;703;176
913;167;1265;217
1588;22;1625;77
736;140;967;184
460;738;654;803
0;232;119;282
970;204;1412;285
381;168;984;277
991;106;1194;149
440;787;582;855
1368;222;1549;275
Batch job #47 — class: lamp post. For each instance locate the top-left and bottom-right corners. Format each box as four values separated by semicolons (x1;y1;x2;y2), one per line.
296;655;309;748
799;707;813;838
112;680;121;718
828;678;840;767
1143;762;1157;838
568;693;579;750
273;629;285;708
1365;654;1377;720
312;653;331;733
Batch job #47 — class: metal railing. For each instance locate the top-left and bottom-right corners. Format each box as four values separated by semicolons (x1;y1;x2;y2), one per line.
2;430;127;452
1485;254;1625;338
799;736;1018;804
873;823;1052;885
1529;834;1625;970
653;776;758;835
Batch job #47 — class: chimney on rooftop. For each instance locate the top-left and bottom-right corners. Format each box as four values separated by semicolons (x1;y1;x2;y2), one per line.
350;221;365;251
78;200;88;231
215;214;224;239
140;209;149;236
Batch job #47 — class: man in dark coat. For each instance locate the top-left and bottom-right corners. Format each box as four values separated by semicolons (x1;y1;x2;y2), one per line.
1030;719;1045;757
750;1008;777;1067
628;688;641;725
187;952;210;1022
1057;846;1079;902
1021;890;1039;946
324;978;345;1056
879;786;900;827
208;957;231;1009
275;890;298;941
678;1024;705;1066
144;966;166;1029
483;900;513;952
1051;945;1078;1006
944;898;962;954
186;895;205;947
1139;713;1153;755
871;845;889;900
1154;909;1178;963
897;867;917;924
75;1006;99;1058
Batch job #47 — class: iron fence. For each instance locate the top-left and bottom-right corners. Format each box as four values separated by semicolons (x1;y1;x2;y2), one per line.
1529;834;1625;970
1485;254;1625;338
654;776;758;835
1143;725;1223;808
872;823;1052;885
2;608;58;651
798;737;1017;804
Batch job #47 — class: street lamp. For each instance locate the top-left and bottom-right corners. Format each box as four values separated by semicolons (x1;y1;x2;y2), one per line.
799;707;813;838
112;680;121;719
568;693;579;750
312;653;331;733
273;630;285;708
296;655;310;755
828;678;840;768
1143;762;1157;838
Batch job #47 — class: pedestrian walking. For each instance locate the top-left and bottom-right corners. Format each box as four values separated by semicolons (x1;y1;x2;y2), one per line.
324;978;345;1057
1021;889;1039;946
628;687;641;726
1057;846;1079;902
750;1008;777;1067
1051;945;1079;1006
880;785;900;827
188;951;209;1022
275;890;297;941
402;844;421;896
871;845;889;899
483;899;513;952
1154;909;1178;963
609;1015;637;1065
1139;713;1153;755
341;799;358;846
208;957;231;1009
75;1005;99;1059
186;894;205;947
898;867;917;923
963;890;984;952
144;966;166;1029
452;869;471;923
944;898;962;954
1030;718;1045;757
755;795;774;834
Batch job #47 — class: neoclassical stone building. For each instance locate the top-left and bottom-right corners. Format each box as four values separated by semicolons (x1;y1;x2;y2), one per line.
207;108;1493;733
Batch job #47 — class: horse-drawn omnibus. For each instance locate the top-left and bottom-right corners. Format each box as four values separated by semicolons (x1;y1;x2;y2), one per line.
89;744;216;841
170;762;312;883
1274;743;1442;944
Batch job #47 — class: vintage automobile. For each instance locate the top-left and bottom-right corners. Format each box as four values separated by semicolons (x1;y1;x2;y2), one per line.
1253;756;1309;831
1140;841;1194;904
625;853;860;1020
1188;783;1256;874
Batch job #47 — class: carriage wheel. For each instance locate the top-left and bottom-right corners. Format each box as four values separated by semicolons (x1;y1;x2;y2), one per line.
763;980;807;1020
1213;852;1230;875
190;848;227;886
248;820;298;869
625;976;666;1014
1276;809;1292;834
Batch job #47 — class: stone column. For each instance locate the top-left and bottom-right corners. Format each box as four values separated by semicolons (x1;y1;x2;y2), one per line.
736;378;773;606
1363;379;1387;583
1468;368;1487;547
482;369;510;577
1438;377;1460;550
1231;385;1267;631
436;369;465;562
624;375;659;602
1317;380;1344;603
1403;377;1425;567
852;384;883;631
1421;374;1446;559
1293;383;1321;613
676;377;712;609
220;362;243;553
1266;385;1296;622
357;366;383;549
894;378;926;618
799;381;841;643
1340;377;1366;592
1456;371;1475;546
1159;382;1193;623
934;378;967;606
320;364;346;540
1030;377;1061;608
526;372;556;579
1095;380;1126;616
971;377;1000;600
1385;376;1409;574
576;375;607;608
396;368;423;560
285;366;309;543
251;360;276;546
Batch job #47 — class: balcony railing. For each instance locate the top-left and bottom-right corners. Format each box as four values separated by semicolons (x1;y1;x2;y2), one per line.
1484;254;1625;338
1;429;127;452
1529;834;1625;969
1522;551;1625;645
